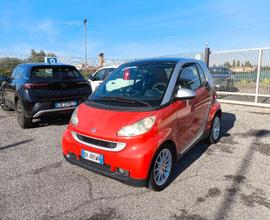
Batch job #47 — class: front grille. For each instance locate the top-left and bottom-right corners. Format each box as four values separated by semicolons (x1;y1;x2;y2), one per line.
76;133;117;149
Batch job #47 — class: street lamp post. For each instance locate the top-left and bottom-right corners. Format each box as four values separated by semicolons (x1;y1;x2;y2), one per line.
83;18;88;68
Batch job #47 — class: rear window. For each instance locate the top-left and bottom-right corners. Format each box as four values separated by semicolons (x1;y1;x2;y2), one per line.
31;66;82;79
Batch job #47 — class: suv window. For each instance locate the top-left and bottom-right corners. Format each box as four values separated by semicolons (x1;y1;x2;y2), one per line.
94;69;107;80
179;65;201;91
15;67;24;80
196;64;206;83
31;66;82;79
11;68;17;79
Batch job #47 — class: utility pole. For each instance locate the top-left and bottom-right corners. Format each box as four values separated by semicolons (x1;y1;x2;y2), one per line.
204;42;211;68
83;18;88;68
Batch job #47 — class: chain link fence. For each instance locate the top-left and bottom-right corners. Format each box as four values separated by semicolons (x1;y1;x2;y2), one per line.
209;48;270;106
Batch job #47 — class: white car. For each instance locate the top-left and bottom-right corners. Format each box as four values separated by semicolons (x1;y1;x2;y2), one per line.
88;66;118;91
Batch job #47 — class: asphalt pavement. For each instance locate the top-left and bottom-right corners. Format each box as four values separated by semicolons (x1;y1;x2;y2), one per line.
0;104;270;220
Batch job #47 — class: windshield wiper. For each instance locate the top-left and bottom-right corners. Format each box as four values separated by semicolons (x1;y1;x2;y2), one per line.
92;96;151;107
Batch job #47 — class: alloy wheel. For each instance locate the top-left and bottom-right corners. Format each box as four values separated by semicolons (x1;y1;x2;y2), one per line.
153;148;172;186
212;116;221;141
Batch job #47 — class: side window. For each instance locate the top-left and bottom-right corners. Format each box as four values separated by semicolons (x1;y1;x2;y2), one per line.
94;69;107;80
196;64;206;83
179;65;201;91
11;68;17;79
15;67;23;80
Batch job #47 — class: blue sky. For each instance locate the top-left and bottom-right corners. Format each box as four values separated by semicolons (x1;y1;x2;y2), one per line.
0;0;270;58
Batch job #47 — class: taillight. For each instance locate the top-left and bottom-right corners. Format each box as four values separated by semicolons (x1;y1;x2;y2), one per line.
24;83;49;89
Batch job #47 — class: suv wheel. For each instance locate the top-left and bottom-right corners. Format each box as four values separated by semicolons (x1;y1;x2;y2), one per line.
0;92;11;111
208;115;221;144
148;145;175;191
16;99;32;128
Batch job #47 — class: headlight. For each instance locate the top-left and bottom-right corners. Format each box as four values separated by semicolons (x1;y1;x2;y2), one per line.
70;108;79;126
117;116;156;137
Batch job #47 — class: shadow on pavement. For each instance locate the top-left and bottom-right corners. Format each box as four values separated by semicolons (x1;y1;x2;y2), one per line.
169;112;236;185
0;139;33;151
32;114;71;128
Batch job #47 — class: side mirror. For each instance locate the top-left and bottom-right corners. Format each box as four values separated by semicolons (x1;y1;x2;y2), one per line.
89;75;95;81
175;88;196;100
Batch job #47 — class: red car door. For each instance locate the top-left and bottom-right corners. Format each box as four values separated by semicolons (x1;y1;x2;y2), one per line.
177;64;210;152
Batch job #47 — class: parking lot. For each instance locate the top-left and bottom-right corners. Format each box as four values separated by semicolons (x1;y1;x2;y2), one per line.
0;103;269;220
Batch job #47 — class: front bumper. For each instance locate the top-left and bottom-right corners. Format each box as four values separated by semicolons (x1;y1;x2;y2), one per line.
62;128;160;184
64;153;146;187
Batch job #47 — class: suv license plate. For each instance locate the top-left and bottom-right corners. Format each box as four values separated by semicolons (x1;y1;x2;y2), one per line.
54;101;77;108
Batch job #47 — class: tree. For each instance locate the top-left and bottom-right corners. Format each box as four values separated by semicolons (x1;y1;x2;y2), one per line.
244;61;252;67
224;61;231;67
232;59;236;68
0;57;25;76
28;49;56;63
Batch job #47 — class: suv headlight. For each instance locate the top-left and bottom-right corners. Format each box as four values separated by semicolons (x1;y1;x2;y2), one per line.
118;116;156;137
70;108;79;126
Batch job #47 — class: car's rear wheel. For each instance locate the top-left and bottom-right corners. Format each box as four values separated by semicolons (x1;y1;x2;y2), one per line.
16;99;32;129
148;145;174;191
0;92;11;111
208;115;221;144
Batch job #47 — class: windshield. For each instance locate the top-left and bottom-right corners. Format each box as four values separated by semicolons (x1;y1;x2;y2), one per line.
89;62;176;108
31;66;83;80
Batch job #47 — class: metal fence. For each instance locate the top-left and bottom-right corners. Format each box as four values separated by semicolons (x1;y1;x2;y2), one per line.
209;48;270;107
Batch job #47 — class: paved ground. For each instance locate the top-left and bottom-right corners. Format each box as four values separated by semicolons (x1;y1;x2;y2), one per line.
0;104;270;220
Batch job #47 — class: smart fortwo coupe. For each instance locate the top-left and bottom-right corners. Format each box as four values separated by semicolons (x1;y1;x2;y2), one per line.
62;58;222;191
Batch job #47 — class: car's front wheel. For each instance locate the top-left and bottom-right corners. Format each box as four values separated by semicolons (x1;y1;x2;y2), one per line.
208;115;221;144
148;145;175;191
16;99;32;129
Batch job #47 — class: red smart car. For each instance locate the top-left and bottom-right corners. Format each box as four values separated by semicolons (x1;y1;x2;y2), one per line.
62;58;221;191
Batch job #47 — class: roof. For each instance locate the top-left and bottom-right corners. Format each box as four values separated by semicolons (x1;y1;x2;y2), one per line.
121;57;200;66
18;63;74;67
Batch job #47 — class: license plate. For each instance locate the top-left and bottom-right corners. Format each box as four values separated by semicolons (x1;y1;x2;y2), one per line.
54;100;78;108
81;149;104;164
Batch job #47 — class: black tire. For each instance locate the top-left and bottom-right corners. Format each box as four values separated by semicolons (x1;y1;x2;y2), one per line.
208;115;221;144
148;144;175;191
0;92;11;111
16;98;32;129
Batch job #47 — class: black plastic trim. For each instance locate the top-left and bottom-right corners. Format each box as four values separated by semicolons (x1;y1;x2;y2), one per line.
64;154;146;187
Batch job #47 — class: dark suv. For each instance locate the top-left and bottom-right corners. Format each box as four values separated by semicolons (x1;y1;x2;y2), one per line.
0;63;92;128
209;67;234;91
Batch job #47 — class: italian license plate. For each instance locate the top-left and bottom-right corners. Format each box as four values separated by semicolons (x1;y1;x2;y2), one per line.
54;100;77;108
81;149;104;164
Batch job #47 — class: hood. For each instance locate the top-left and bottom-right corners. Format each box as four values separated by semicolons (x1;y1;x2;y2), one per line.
75;103;156;141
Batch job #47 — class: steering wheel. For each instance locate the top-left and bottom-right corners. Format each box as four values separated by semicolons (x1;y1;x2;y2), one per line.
152;82;167;93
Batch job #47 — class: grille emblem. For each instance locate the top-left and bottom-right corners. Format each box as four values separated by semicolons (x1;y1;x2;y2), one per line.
91;128;96;133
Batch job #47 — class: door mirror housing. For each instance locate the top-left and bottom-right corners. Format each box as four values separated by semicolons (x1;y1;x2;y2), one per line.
89;74;95;81
175;88;196;100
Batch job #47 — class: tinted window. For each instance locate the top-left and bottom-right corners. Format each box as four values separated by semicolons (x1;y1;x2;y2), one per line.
15;67;23;80
196;64;206;83
31;66;82;79
11;68;17;79
179;65;201;91
94;69;107;80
